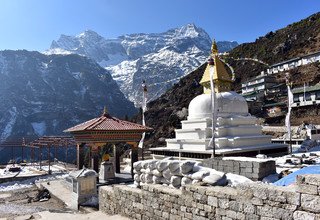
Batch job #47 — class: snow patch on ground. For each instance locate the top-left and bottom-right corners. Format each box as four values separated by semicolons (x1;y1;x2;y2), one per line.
0;173;68;192
226;173;252;186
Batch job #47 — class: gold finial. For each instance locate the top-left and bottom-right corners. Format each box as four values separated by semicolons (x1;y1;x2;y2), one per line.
199;39;233;93
211;39;218;55
103;106;108;115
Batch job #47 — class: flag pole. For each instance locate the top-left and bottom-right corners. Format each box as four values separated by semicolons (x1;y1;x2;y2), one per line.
139;80;148;160
208;57;216;158
285;73;293;154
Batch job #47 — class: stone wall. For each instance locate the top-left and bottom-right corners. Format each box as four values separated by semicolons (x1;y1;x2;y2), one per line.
203;158;276;180
99;174;320;220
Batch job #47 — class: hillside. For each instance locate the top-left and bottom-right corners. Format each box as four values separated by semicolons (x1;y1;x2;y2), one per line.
228;12;320;89
137;12;320;147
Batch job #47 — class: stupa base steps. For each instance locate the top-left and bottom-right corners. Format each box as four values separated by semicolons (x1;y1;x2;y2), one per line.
166;135;274;151
150;143;288;161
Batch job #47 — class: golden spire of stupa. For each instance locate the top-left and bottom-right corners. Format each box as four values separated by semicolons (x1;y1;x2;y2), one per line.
200;40;233;94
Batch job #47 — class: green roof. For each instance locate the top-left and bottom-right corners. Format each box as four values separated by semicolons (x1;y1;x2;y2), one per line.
292;84;320;94
263;102;287;107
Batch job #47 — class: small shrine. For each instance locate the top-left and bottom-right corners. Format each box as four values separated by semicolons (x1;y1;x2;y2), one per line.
150;41;288;159
64;107;152;176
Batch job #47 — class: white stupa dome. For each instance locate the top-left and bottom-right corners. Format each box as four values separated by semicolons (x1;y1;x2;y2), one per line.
188;91;249;120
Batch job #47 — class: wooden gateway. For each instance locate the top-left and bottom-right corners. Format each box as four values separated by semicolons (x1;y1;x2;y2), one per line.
64;108;152;176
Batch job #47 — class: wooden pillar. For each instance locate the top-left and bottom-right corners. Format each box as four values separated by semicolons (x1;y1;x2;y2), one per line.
48;145;51;174
66;144;69;163
11;146;13;162
76;143;85;170
54;145;57;162
130;142;139;178
113;144;120;173
40;147;42;170
91;145;99;173
21;145;24;162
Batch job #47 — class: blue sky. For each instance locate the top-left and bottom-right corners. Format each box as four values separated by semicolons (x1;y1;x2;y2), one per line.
0;0;319;51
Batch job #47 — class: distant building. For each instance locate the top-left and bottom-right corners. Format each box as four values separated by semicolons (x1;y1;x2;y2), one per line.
267;51;320;74
242;73;277;101
292;84;320;107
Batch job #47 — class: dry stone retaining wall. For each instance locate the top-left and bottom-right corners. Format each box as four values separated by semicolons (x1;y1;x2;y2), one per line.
100;174;320;220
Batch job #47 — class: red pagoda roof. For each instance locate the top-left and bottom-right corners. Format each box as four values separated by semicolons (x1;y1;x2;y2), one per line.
64;113;152;133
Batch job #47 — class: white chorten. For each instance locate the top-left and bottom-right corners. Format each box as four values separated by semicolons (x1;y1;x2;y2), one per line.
151;41;287;159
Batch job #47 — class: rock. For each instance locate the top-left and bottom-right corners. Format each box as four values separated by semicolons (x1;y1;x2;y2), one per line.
163;168;172;180
169;161;180;172
152;169;162;177
181;177;192;186
202;174;227;186
180;161;196;174
170;167;182;176
190;170;210;181
171;176;182;188
157;160;170;172
133;161;142;171
145;174;153;184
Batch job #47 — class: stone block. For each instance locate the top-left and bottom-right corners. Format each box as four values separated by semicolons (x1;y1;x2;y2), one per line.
251;197;263;206
226;210;237;219
162;212;170;219
208;196;218;207
216;208;227;216
236;212;246;220
304;175;320;186
229;201;243;212
243;203;256;214
218;198;230;209
297;184;318;195
301;194;320;213
293;211;316;220
245;213;260;220
256;205;273;217
193;215;207;220
206;186;238;199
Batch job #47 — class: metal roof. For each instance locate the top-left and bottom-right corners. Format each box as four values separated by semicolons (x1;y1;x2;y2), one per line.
292;84;320;94
64;113;152;133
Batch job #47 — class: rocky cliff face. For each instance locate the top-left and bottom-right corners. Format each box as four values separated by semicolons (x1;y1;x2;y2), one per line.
0;50;136;141
48;24;238;106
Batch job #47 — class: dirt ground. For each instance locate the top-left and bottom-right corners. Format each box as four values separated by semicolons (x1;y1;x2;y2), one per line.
0;186;69;219
0;186;129;220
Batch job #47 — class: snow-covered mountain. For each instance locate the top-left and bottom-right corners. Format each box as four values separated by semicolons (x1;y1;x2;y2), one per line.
0;50;136;141
48;24;238;106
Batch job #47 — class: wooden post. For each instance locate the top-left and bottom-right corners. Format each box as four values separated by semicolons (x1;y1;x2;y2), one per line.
48;145;51;174
66;144;69;164
21;145;24;162
91;145;99;173
113;144;120;173
76;143;85;170
40;147;42;170
54;145;57;162
131;142;139;178
11;146;13;163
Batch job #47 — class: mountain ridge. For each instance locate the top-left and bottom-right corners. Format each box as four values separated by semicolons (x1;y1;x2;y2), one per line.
47;24;238;106
0;50;136;141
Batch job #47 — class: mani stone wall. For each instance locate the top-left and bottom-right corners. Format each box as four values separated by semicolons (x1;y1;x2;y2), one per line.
203;157;276;180
99;174;320;220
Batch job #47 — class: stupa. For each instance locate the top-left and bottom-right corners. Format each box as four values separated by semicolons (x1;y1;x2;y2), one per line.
150;41;288;159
